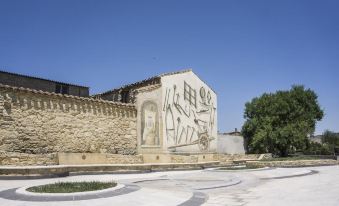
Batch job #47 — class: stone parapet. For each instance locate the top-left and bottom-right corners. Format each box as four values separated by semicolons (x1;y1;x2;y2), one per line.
0;161;220;177
57;153;143;165
0;152;57;166
217;153;272;165
0;85;137;156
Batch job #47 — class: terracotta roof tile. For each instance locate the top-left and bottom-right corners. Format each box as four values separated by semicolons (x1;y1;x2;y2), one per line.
93;69;192;97
0;83;134;108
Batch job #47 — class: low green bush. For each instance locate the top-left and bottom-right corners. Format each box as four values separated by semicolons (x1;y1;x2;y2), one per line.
304;142;333;155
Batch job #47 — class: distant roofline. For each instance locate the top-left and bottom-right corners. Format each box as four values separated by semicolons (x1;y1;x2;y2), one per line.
218;131;242;136
311;132;339;137
93;68;193;97
93;68;217;97
0;70;89;88
0;83;134;107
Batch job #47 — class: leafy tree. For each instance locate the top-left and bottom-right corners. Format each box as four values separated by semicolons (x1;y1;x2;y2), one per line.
242;85;324;157
304;142;332;155
322;130;339;154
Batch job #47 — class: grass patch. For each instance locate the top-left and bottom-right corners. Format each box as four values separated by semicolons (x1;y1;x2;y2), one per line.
218;164;264;170
27;181;117;193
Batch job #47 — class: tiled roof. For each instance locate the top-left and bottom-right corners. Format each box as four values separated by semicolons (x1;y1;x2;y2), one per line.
0;83;134;108
219;131;242;136
0;70;89;88
93;69;192;97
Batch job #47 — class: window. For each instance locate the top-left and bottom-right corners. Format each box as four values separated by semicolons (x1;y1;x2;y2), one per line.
55;84;69;95
184;81;196;108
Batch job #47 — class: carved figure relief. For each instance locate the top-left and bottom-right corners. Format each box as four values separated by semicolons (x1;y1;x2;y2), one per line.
141;101;159;146
164;82;216;152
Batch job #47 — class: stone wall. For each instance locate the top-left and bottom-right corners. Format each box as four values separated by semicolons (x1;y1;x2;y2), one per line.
0;152;143;166
0;152;58;166
0;85;138;163
106;154;143;164
170;154;199;163
57;153;143;165
217;153;272;165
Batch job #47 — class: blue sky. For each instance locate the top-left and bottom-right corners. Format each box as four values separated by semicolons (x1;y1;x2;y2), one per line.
0;0;338;134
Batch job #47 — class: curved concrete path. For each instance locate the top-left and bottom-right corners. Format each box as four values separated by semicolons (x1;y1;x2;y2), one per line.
0;166;338;206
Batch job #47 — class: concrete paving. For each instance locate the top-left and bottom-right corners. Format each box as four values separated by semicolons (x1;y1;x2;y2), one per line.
0;166;338;206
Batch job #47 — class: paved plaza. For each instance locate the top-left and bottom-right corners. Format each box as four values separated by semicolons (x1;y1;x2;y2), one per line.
0;165;338;206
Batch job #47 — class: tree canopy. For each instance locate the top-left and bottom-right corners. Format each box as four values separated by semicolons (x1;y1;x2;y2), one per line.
322;130;339;153
242;85;324;156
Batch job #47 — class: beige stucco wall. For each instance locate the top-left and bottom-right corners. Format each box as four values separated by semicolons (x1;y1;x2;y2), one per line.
136;85;165;154
161;71;218;153
135;71;218;154
217;134;245;154
0;86;138;157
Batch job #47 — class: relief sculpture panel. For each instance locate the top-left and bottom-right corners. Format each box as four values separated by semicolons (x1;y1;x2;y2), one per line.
163;81;216;152
141;101;159;146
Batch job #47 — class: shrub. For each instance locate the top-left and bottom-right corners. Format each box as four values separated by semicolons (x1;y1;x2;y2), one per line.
304;142;332;155
27;181;117;193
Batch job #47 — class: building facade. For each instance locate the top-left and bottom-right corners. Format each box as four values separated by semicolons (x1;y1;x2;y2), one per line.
95;69;218;154
0;70;89;97
217;129;245;155
0;69;218;165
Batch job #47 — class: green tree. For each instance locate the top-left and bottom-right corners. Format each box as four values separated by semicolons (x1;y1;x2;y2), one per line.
322;130;339;154
242;85;324;157
304;142;332;155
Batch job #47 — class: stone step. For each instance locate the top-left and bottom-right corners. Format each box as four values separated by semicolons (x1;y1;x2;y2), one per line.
0;161;220;178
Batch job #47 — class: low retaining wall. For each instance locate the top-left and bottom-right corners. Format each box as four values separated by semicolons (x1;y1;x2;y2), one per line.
106;154;143;164
142;153;217;164
247;159;339;168
0;152;58;166
58;153;143;165
0;152;274;166
0;152;144;166
0;161;220;176
217;153;272;165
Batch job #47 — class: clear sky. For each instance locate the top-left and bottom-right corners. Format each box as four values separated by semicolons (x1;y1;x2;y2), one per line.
0;0;338;134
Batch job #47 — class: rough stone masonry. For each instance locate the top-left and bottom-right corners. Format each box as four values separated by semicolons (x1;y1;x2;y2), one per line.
0;69;224;166
0;84;138;165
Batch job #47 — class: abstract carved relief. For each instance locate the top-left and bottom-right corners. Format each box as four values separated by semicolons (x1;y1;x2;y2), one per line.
164;82;216;152
141;101;159;146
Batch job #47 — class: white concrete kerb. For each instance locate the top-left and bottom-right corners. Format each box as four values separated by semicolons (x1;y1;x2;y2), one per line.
266;169;313;178
16;183;125;197
205;167;271;172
